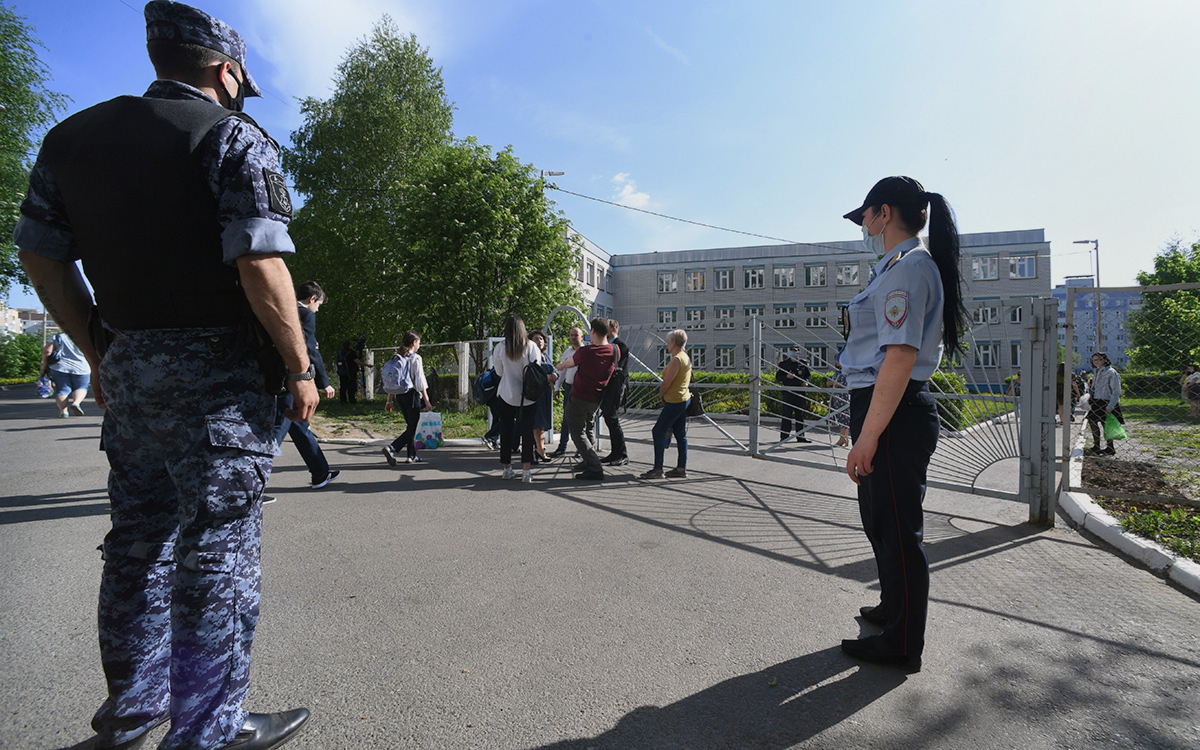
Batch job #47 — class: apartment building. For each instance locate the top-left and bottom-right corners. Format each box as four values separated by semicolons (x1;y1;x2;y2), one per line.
607;229;1051;386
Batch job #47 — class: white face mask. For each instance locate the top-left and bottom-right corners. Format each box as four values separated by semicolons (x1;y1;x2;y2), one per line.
861;211;886;256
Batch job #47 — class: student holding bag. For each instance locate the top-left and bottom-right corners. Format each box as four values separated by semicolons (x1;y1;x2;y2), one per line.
382;330;432;465
492;315;544;482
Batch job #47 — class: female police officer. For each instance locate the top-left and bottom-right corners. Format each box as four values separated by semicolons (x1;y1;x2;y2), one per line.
838;176;966;672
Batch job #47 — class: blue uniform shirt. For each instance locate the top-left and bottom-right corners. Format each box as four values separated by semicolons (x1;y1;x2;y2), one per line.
841;237;945;390
14;80;295;265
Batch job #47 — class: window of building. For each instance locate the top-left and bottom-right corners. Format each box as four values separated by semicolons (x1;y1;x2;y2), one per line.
972;257;999;281
684;308;706;330
657;308;678;327
974;342;999;368
715;347;735;369
577;259;584;282
805;265;827;287
973;306;999;325
714;307;735;329
587;261;595;287
774;266;795;288
1009;305;1023;324
715;269;733;290
1010;341;1022;369
658;271;677;293
805;303;828;329
744;267;764;289
744;305;765;328
1009;255;1037;279
604;271;612;293
774;305;796;328
691;347;706;369
809;345;828;368
658;348;671;369
945;348;964;368
837;264;860;286
685;270;706;292
744;345;767;370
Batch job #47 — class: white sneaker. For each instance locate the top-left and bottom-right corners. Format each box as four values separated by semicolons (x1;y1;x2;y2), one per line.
502;466;515;480
521;469;533;483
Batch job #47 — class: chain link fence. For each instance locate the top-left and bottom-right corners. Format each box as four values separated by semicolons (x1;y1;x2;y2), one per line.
1062;283;1200;507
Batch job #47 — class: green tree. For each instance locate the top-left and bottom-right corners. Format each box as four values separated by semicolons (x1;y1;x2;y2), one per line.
0;5;68;296
1127;239;1200;370
398;138;585;368
0;331;43;379
282;18;454;352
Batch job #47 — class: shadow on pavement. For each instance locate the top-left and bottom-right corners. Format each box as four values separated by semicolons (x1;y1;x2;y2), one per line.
0;488;111;526
531;646;905;750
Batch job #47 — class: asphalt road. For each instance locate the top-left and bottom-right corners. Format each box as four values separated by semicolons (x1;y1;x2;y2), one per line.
2;383;1198;749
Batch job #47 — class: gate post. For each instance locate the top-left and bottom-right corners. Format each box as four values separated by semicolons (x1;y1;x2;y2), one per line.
1022;297;1059;526
364;348;375;401
749;316;762;456
457;341;470;413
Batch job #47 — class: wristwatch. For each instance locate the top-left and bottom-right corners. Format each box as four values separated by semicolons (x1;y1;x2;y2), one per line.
287;363;316;381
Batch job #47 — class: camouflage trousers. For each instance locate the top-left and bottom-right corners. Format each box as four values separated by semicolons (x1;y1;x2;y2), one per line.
91;327;277;750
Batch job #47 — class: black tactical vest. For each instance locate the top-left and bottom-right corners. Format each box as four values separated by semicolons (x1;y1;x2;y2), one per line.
40;96;256;329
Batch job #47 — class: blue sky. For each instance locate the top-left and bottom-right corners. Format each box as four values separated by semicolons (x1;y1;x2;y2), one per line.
8;0;1199;311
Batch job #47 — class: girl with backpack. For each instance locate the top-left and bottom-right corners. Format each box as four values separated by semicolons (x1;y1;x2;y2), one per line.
492;316;545;482
382;331;432;465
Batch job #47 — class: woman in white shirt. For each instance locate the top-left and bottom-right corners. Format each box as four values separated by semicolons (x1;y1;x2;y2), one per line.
382;331;432;465
492;316;547;482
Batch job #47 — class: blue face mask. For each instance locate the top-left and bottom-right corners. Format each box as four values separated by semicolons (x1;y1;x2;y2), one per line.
861;212;886;257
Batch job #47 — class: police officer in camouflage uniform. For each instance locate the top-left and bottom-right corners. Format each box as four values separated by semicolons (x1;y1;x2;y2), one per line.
16;3;316;748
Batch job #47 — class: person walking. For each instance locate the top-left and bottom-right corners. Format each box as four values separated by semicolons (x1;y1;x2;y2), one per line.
14;3;315;747
550;326;587;457
492;316;543;482
42;331;91;417
838;176;968;673
382;331;433;465
639;328;692;480
600;319;630;466
274;281;340;489
1085;351;1124;456
555;318;615;481
776;345;811;443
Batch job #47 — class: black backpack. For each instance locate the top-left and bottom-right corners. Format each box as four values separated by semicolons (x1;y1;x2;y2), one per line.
522;360;551;403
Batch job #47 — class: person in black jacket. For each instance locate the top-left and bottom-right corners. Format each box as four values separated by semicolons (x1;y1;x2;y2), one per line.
274;280;340;488
776;346;811;443
601;319;630;465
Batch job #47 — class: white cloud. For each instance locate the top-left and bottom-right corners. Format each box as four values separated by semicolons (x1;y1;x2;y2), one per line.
639;24;689;66
242;0;433;100
611;173;650;209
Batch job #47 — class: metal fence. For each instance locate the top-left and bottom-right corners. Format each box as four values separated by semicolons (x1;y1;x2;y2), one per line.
1061;282;1200;508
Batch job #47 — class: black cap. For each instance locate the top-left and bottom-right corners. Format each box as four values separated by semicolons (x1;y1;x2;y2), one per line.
842;176;927;226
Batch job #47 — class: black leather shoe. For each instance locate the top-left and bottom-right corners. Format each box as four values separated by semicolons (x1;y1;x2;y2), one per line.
841;636;921;672
222;709;310;749
796;436;811;443
550;446;567;457
859;605;887;626
71;716;168;750
602;455;629;466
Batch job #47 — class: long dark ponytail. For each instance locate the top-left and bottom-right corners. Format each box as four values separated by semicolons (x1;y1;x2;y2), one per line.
924;193;966;355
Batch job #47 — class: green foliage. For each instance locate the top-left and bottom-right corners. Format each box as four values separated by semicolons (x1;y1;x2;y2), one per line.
1127;239;1200;370
0;331;43;378
283;18;455;354
1117;506;1200;563
1;5;69;295
397;138;585;369
1121;371;1183;399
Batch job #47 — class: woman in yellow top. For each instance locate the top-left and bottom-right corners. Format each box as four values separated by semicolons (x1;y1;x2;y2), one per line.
640;329;692;479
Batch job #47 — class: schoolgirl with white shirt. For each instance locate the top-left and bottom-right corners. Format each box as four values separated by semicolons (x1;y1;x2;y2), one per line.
491;315;548;482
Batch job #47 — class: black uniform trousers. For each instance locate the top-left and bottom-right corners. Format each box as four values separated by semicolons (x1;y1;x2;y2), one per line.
849;379;938;658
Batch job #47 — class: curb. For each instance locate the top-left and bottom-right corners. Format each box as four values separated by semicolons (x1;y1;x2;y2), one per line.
1058;445;1200;598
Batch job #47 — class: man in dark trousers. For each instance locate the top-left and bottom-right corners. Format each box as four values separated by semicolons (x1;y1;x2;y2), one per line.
600;318;630;465
274;280;340;489
776;345;812;443
556;318;616;480
337;338;363;403
14;3;313;748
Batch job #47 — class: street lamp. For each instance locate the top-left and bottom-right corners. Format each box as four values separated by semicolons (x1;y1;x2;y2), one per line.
540;170;564;188
1073;239;1101;352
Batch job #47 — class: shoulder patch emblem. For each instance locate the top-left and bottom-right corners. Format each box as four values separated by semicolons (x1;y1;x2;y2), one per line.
884;290;909;328
263;168;293;217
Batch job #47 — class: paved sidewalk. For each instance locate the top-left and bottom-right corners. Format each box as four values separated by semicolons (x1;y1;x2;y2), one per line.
2;384;1198;749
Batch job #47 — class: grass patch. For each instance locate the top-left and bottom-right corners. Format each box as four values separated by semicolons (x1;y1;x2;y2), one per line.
314;396;489;439
1096;499;1200;564
0;377;37;387
1121;396;1200;424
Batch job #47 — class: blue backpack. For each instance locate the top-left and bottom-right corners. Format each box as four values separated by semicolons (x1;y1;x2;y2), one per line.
473;367;499;404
